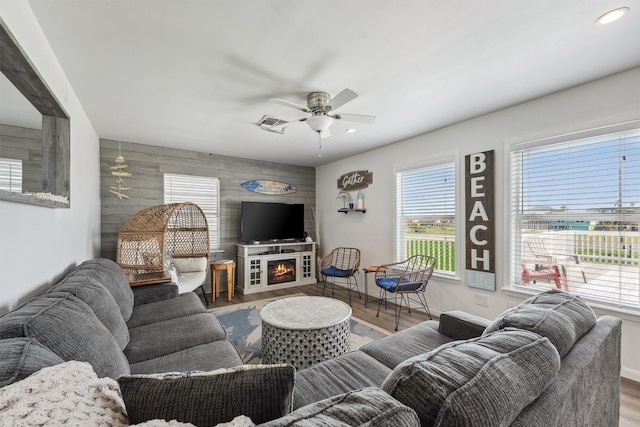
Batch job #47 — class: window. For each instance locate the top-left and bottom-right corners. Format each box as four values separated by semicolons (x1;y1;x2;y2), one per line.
510;125;640;310
396;157;456;275
164;173;221;250
0;158;22;193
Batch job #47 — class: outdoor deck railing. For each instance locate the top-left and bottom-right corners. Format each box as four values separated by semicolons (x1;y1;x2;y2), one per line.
406;239;455;272
574;234;639;266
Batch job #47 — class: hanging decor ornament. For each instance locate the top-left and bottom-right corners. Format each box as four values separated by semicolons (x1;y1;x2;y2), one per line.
109;141;132;200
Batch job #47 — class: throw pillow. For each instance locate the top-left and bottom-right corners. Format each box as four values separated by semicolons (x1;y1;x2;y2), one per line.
382;329;560;427
483;289;596;356
118;364;295;425
172;257;208;273
259;387;419;427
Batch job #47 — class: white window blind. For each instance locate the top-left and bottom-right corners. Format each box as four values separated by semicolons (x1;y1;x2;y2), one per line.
396;158;456;274
510;127;640;309
164;173;221;250
0;158;22;193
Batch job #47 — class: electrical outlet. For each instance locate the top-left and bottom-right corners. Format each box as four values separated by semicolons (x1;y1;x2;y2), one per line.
476;293;489;307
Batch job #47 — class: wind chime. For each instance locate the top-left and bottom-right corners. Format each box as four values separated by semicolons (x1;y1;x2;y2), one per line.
109;141;132;200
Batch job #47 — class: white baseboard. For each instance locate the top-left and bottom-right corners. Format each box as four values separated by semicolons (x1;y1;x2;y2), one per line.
621;367;640;382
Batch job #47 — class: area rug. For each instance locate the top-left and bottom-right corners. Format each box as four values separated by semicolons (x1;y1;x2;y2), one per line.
209;293;390;364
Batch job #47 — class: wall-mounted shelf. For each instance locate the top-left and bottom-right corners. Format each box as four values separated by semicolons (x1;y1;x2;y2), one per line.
338;208;366;214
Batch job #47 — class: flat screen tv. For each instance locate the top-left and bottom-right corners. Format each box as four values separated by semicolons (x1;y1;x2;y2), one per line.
241;201;305;243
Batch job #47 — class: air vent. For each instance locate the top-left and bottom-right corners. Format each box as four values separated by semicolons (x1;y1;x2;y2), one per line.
257;115;287;134
257;115;286;127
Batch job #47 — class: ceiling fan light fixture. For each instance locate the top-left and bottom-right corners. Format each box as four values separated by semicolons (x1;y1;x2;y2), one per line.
306;115;334;132
596;7;629;24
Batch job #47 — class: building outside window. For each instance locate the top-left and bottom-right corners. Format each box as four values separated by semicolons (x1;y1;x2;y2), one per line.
510;125;640;310
395;157;456;276
0;158;22;193
164;173;221;250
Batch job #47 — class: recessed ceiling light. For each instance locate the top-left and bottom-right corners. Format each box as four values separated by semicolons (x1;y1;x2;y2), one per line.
346;128;357;133
596;7;629;24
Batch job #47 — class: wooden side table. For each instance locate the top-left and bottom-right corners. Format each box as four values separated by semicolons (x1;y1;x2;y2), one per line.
210;260;236;302
128;270;172;287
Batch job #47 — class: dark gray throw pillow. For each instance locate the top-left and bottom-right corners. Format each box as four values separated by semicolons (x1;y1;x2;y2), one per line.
382;329;560;427
483;289;596;356
118;364;295;425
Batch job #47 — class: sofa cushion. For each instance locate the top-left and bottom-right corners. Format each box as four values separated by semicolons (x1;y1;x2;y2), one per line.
118;364;295;425
0;338;64;387
382;329;560;427
0;293;130;379
321;266;352;277
129;340;243;375
72;258;135;321
48;274;130;350
125;313;227;364
360;321;454;369
483;289;596;357
262;387;420;427
126;292;207;329
293;351;392;410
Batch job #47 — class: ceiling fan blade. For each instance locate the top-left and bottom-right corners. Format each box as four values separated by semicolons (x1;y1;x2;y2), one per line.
334;113;376;124
328;88;358;110
269;97;310;113
281;117;307;129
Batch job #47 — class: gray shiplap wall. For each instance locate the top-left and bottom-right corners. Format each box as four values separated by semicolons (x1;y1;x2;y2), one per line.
100;139;316;267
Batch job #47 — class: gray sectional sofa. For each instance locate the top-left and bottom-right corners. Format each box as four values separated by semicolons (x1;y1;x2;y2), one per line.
0;257;623;426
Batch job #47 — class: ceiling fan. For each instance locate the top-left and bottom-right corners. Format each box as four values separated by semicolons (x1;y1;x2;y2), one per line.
261;88;376;139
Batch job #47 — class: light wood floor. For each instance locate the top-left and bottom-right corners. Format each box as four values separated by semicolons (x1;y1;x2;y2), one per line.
205;283;640;425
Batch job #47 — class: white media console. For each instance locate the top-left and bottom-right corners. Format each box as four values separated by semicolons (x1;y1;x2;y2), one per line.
237;241;317;294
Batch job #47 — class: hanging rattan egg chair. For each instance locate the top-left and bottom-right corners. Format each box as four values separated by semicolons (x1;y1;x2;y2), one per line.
116;202;210;301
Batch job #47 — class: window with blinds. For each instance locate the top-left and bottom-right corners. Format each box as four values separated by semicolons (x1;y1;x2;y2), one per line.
396;158;456;275
510;125;640;310
0;158;22;193
164;173;221;250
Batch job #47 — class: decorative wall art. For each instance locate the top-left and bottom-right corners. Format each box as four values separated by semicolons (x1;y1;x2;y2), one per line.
241;180;297;195
465;150;496;291
337;170;372;191
110;141;132;200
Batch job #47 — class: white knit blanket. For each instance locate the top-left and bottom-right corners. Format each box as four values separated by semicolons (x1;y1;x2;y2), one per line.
0;361;202;426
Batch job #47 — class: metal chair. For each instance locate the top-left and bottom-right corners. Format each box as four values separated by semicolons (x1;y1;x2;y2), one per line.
320;247;361;305
375;255;436;331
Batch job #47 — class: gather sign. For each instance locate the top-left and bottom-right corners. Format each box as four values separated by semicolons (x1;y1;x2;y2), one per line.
337;170;373;191
465;150;496;291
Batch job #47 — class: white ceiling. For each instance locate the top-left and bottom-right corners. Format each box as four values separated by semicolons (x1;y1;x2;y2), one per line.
20;0;640;167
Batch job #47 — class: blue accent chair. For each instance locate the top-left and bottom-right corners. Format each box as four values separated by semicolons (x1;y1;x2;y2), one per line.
375;255;436;330
320;247;361;306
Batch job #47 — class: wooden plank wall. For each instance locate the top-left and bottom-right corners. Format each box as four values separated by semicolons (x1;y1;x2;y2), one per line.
100;139;316;265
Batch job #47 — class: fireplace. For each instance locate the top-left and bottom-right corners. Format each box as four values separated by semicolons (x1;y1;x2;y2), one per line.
268;259;296;285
